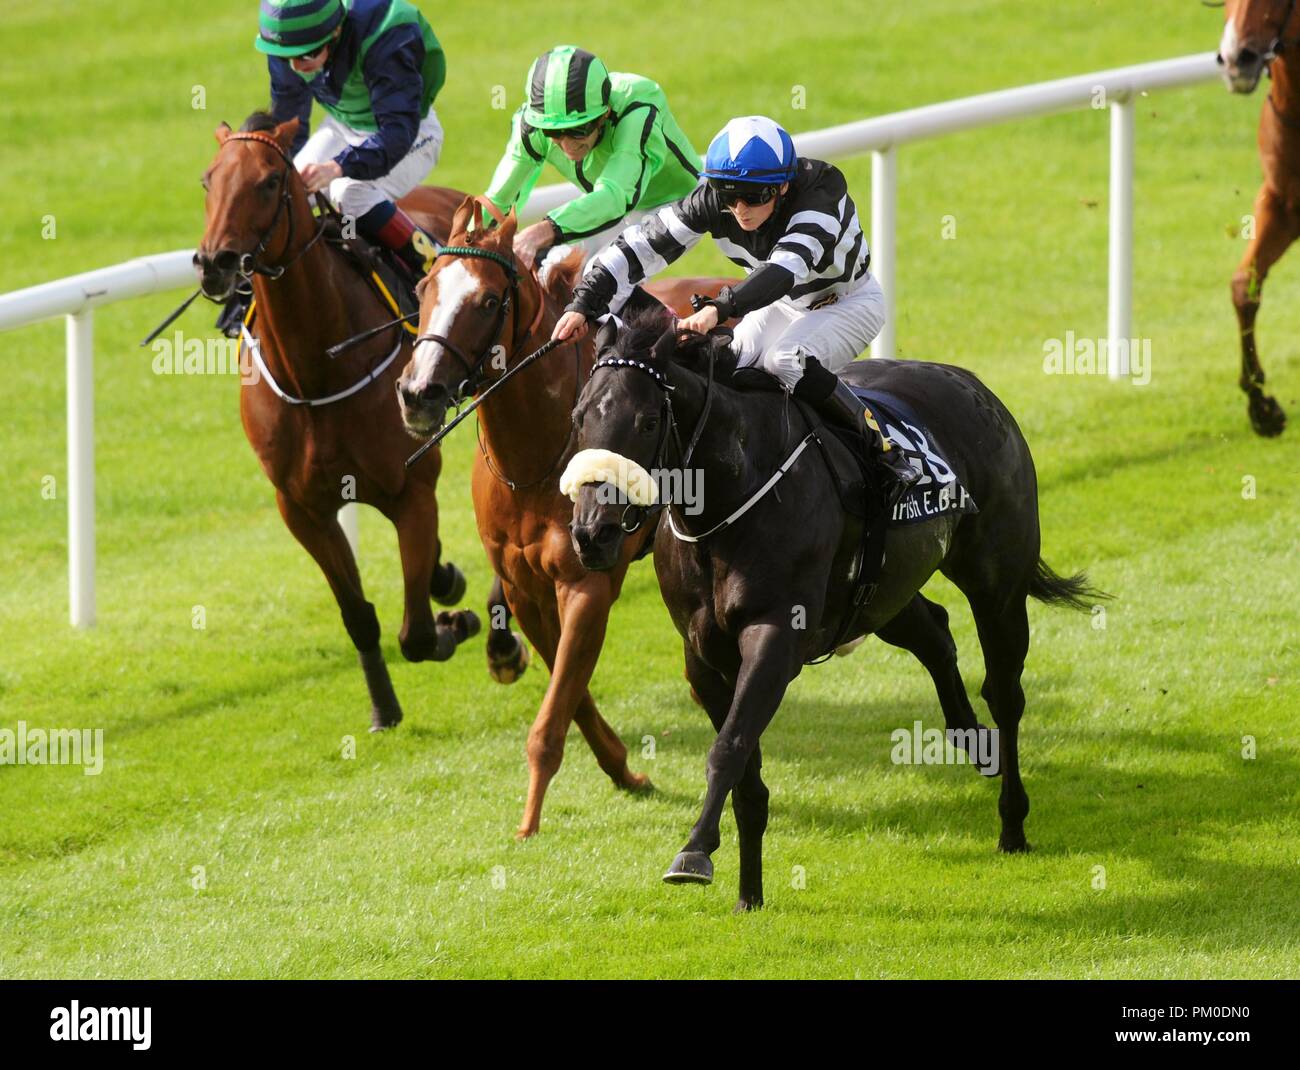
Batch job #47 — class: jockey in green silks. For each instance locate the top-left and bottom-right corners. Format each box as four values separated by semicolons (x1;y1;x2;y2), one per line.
261;0;446;278
484;45;703;268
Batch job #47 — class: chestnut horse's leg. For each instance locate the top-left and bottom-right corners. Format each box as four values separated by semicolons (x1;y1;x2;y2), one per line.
515;574;647;839
664;616;797;888
276;492;402;731
485;573;530;684
429;537;467;606
388;488;472;664
682;646;769;913
1232;186;1296;436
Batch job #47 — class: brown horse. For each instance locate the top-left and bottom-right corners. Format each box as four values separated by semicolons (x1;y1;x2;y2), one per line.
194;113;477;731
1218;0;1298;435
394;197;734;837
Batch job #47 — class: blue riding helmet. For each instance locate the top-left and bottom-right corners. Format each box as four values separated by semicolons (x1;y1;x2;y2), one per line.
700;116;797;185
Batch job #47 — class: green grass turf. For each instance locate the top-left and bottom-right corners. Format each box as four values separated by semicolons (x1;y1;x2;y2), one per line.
0;0;1297;978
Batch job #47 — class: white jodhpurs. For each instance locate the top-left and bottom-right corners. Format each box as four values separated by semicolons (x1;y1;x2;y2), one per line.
293;106;444;219
731;272;886;390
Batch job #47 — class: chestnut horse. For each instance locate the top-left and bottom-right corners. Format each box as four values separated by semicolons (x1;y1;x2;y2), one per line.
194;113;476;731
394;197;734;838
1218;0;1298;435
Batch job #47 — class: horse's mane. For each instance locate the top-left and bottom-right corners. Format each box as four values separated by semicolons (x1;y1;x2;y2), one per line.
538;247;586;306
607;304;677;362
240;110;279;134
611;309;742;385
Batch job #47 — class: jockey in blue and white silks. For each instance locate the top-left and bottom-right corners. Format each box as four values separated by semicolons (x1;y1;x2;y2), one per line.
555;115;920;496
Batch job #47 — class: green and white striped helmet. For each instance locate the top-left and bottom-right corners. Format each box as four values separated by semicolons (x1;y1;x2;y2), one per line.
522;46;612;130
254;0;345;58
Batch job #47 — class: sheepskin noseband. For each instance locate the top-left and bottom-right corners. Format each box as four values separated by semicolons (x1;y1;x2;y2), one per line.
559;449;659;506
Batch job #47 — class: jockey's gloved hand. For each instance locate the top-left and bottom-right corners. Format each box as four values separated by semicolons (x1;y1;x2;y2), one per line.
697;285;737;321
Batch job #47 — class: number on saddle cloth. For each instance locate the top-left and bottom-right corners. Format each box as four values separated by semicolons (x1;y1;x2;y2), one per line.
412;230;438;274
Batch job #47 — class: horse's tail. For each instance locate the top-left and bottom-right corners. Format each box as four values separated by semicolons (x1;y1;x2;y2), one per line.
1028;558;1109;612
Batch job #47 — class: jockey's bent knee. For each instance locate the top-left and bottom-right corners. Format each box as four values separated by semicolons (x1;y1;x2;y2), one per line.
759;344;842;393
330;178;388;222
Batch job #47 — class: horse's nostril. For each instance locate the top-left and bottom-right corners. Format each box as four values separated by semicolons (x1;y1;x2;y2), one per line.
574;522;615;547
213;250;240;272
1239;48;1259;67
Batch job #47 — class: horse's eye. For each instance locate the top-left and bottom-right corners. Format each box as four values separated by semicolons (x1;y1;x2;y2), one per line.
482;294;500;312
641;414;659;434
260;173;280;193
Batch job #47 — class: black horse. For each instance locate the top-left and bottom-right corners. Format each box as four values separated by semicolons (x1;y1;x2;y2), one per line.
564;315;1105;912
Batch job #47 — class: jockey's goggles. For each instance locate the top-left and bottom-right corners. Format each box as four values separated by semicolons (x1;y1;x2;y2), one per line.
709;179;781;207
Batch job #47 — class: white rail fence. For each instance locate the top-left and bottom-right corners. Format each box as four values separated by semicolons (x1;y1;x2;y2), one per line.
0;52;1222;628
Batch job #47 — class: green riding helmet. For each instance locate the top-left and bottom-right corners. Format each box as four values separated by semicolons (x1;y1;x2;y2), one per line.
522;46;612;130
254;0;345;58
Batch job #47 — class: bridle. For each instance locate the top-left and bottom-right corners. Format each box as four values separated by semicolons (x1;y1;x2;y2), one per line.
412;244;521;402
1214;0;1300;67
585;337;715;534
1264;0;1300;56
411;237;584;491
215;131;327;286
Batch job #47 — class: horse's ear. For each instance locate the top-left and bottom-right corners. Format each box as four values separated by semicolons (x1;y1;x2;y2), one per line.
450;194;477;240
272;117;300;151
214;122;232;144
594;316;618;354
651;327;677;365
496;207;518;245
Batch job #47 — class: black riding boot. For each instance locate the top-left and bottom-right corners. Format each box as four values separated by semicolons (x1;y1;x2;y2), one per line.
392;229;437;281
818;379;921;504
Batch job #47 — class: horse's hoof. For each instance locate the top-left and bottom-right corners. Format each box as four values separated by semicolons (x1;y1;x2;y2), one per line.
436;608;480;643
663;851;713;885
997;837;1031;854
1248;392;1287;437
733;897;763;913
369;706;403;732
515;825;538;841
620;771;654;794
431;561;467;606
401;626;457;663
488;631;530;684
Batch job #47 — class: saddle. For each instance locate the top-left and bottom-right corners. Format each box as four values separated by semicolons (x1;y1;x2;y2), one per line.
319;212;425;326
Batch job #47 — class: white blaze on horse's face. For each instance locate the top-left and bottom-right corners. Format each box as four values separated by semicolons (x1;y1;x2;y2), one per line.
1219;3;1275;93
408;260;477;395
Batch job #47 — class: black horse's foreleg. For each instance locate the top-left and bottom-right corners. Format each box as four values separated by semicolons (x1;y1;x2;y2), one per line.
665;620;795;889
876;594;997;775
679;647;769;911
